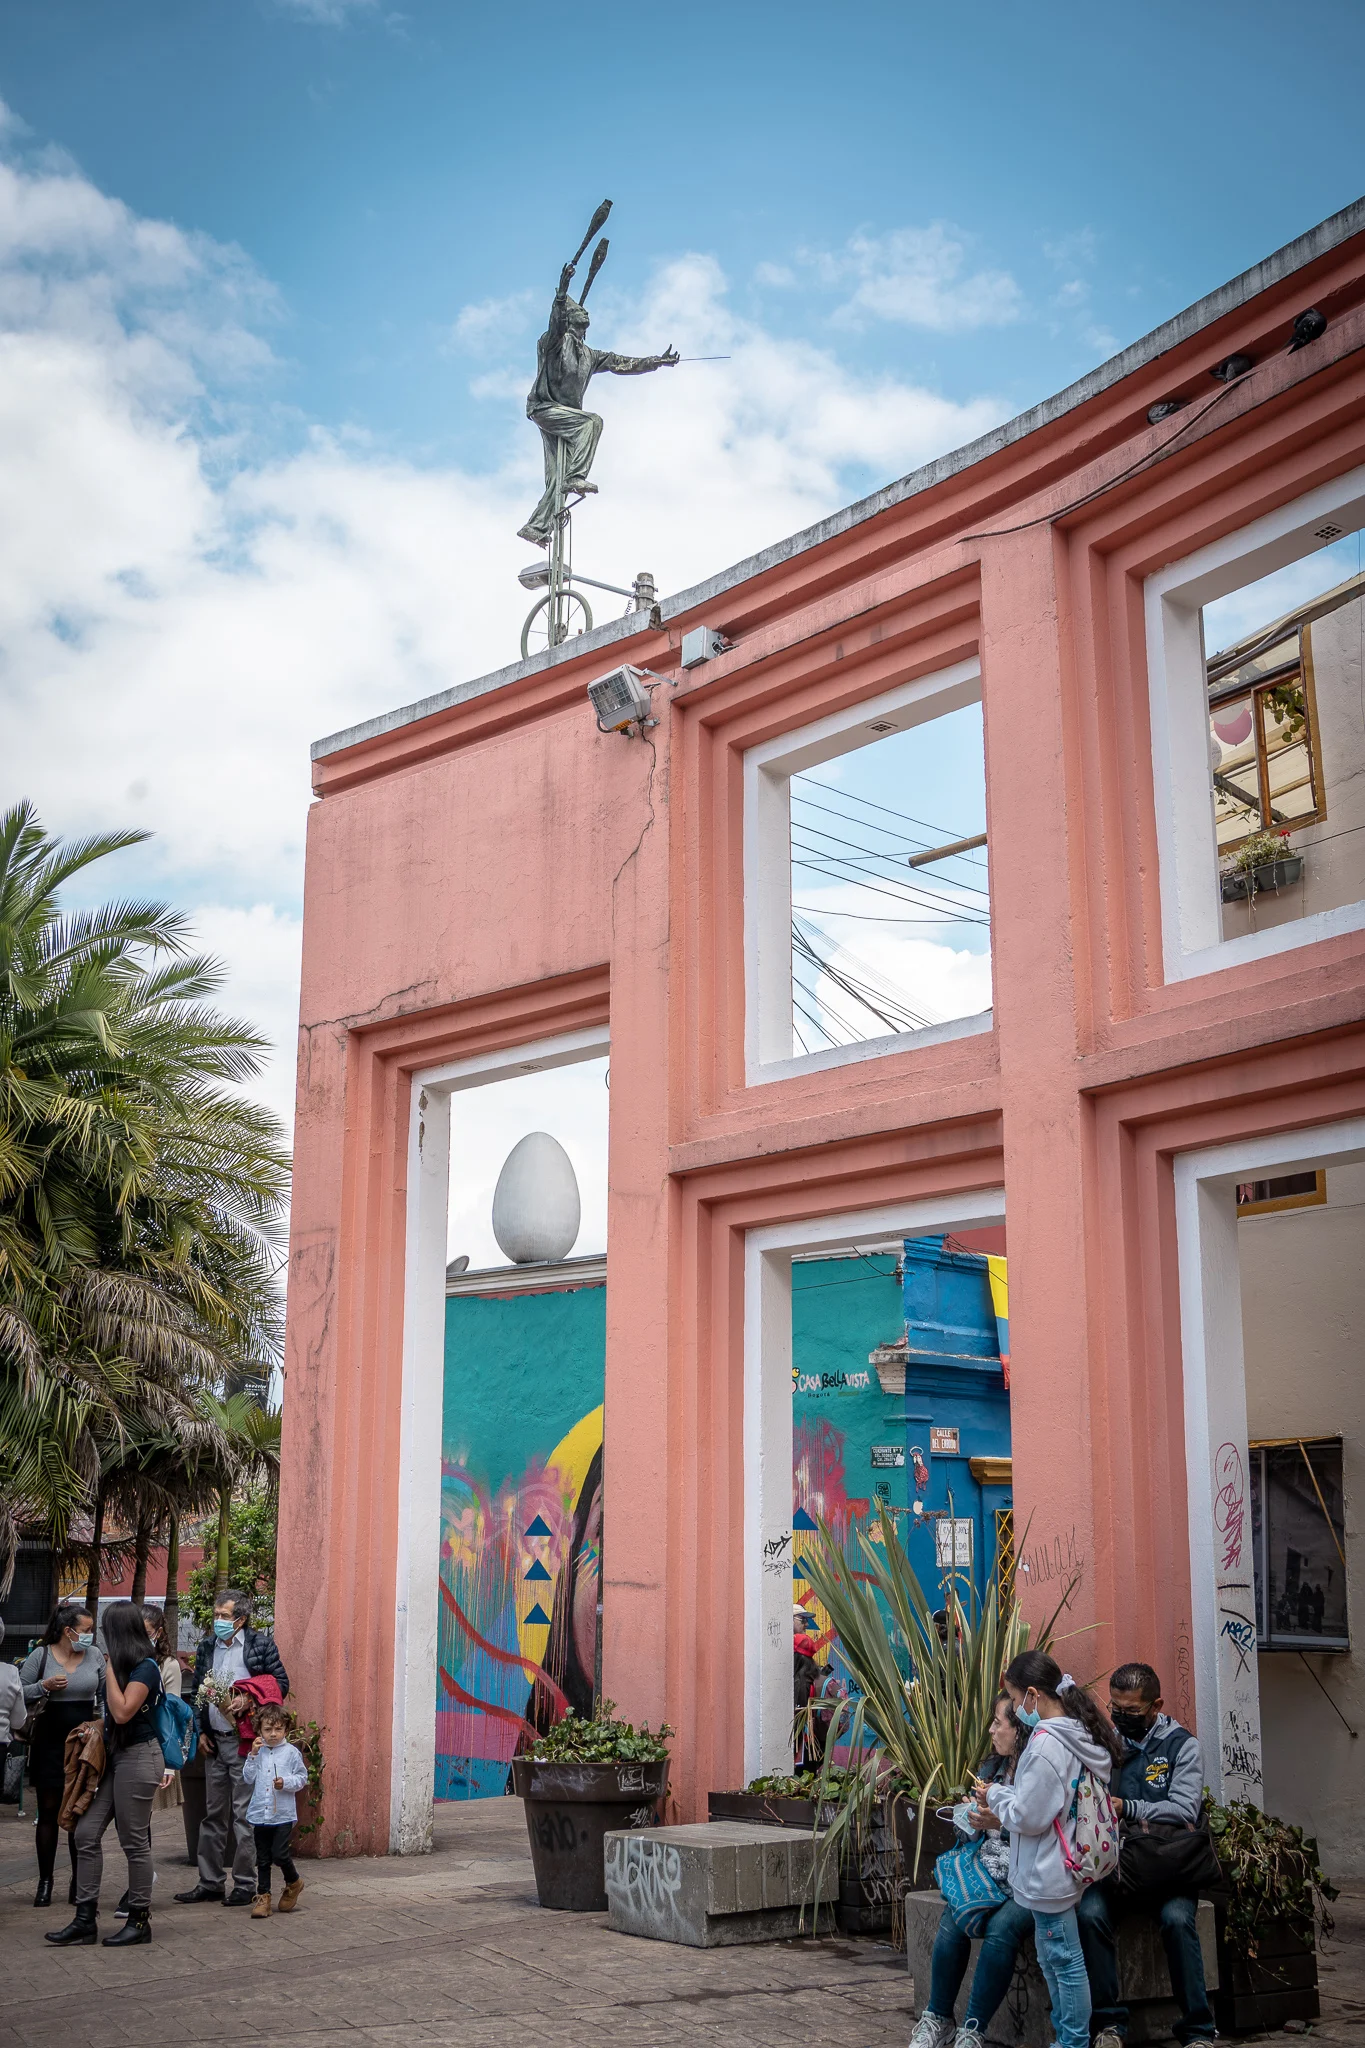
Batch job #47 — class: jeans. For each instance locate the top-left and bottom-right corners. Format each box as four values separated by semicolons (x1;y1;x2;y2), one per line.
198;1746;257;1893
929;1899;1036;2025
74;1736;164;1908
1076;1883;1216;2042
1033;1906;1091;2048
253;1820;299;1894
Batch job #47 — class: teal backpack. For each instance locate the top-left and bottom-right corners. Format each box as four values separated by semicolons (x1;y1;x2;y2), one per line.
155;1690;199;1771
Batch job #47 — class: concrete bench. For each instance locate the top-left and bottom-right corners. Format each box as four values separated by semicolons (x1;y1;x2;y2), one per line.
604;1821;838;1948
904;1890;1219;2047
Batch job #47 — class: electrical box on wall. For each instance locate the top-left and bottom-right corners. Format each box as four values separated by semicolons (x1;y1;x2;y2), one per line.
680;625;727;668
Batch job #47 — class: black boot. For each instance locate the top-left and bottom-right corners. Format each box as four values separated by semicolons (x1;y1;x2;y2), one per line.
33;1877;53;1907
45;1901;98;1946
68;1871;77;1905
103;1906;151;1947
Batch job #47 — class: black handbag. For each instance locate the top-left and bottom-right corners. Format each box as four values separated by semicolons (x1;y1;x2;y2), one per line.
1118;1813;1222;1895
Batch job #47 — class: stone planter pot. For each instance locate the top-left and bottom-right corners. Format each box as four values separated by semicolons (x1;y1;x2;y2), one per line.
1221;855;1303;901
1212;1908;1319;2033
512;1756;668;1912
707;1790;830;1829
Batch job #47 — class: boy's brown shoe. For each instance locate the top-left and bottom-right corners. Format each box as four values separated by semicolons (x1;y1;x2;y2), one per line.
250;1893;272;1919
278;1879;305;1913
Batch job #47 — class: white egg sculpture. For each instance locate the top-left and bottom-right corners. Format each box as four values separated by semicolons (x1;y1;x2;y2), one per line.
491;1131;582;1264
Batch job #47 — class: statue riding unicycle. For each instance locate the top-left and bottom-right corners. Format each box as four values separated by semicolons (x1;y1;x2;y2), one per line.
517;200;677;658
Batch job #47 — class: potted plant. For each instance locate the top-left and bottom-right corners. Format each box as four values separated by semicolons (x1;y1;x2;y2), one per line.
801;1504;1075;1909
512;1700;672;1912
1221;828;1304;902
1205;1796;1337;2032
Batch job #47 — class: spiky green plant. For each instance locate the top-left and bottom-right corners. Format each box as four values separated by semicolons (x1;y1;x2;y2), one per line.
800;1502;1077;1887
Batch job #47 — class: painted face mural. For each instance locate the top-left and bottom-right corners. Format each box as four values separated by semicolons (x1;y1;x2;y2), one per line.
437;1404;603;1799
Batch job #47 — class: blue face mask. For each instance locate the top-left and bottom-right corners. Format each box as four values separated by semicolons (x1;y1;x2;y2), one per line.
213;1619;236;1642
1015;1695;1042;1729
73;1632;94;1650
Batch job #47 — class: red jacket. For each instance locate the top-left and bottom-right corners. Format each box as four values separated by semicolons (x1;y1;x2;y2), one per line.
229;1673;284;1756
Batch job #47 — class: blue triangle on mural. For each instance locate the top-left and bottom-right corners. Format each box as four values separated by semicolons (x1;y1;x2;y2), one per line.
793;1508;818;1530
524;1559;552;1582
792;1559;808;1579
524;1515;553;1538
524;1604;552;1626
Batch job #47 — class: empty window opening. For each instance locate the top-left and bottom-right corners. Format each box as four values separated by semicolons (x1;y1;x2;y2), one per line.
789;704;991;1058
1203;525;1365;942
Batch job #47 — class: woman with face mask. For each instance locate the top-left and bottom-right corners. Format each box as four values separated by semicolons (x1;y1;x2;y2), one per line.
969;1652;1125;2048
19;1603;106;1907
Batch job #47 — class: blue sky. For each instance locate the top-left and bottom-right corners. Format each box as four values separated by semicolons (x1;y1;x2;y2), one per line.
0;0;1361;1189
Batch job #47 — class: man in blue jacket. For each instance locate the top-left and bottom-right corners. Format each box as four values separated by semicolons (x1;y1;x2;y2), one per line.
1077;1662;1217;2048
174;1590;290;1907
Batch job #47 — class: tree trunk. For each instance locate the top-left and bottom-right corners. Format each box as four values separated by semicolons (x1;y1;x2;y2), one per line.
130;1512;152;1605
214;1487;232;1597
163;1515;181;1651
84;1482;106;1616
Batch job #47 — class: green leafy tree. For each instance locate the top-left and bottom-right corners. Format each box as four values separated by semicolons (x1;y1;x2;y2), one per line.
0;802;290;1588
184;1485;279;1632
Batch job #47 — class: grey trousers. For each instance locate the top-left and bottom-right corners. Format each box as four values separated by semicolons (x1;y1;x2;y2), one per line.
519;404;603;541
75;1737;164;1908
198;1746;256;1893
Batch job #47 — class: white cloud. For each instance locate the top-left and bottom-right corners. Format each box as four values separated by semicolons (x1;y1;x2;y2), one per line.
0;139;1010;1224
798;224;1023;333
754;261;795;289
271;0;384;22
450;288;536;354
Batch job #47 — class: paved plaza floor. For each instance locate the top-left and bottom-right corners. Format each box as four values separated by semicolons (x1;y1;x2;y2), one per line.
1;1794;1361;2048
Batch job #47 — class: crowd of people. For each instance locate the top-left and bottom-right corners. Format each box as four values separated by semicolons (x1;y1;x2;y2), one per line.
910;1651;1218;2048
3;1586;301;1946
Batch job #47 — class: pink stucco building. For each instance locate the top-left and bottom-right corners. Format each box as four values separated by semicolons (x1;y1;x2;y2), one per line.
279;199;1365;1871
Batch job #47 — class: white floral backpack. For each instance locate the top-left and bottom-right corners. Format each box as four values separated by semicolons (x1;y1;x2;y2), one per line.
1054;1765;1120;1885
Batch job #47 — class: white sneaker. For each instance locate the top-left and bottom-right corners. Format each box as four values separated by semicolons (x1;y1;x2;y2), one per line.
909;2016;956;2048
1093;2031;1126;2048
954;2025;985;2048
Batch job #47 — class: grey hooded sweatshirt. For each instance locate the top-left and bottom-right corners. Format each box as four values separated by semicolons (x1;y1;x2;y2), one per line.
985;1714;1113;1913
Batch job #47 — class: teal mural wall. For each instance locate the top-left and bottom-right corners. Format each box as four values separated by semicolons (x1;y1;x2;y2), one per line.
438;1246;1008;1799
438;1279;607;1799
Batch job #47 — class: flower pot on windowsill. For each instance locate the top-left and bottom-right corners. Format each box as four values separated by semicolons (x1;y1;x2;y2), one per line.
1221;855;1303;901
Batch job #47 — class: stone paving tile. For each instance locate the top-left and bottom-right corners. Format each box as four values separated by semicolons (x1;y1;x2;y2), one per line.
4;1795;1361;2048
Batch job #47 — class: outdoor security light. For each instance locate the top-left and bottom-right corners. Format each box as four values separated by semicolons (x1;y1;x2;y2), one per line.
518;561;551;591
587;664;656;734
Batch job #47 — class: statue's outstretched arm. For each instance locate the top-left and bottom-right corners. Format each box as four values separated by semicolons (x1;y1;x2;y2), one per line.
591;343;681;376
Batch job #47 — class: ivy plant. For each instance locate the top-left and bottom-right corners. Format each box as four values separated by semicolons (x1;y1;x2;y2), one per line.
533;1700;673;1764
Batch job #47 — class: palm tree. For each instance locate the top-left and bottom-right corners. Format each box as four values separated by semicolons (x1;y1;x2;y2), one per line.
0;801;290;1589
200;1392;282;1597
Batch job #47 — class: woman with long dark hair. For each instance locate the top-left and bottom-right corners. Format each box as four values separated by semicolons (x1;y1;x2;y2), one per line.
913;1693;1034;2048
18;1602;104;1908
969;1653;1123;2048
46;1600;165;1949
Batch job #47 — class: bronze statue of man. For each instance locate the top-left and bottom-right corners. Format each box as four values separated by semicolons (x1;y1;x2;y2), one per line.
517;247;679;547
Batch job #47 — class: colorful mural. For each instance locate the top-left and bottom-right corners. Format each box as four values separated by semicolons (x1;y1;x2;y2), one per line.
438;1278;606;1799
437;1238;1009;1797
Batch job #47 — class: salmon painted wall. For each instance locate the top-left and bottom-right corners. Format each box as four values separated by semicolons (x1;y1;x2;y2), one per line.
279;211;1365;1852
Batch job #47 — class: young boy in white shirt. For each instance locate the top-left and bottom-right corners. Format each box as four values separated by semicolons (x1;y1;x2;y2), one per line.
243;1704;309;1918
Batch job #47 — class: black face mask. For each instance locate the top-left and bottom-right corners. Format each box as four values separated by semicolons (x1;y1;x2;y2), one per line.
1111;1707;1153;1742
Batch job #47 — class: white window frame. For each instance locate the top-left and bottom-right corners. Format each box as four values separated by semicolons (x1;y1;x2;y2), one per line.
743;1185;1005;1782
743;658;990;1084
392;1023;609;1853
1146;463;1365;983
1174;1114;1365;1804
